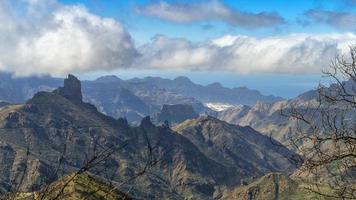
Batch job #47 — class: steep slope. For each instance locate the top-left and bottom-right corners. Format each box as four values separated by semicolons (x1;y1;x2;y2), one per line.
0;75;294;199
174;116;298;177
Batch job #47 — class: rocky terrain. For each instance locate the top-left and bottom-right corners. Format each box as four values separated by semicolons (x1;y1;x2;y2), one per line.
0;75;296;199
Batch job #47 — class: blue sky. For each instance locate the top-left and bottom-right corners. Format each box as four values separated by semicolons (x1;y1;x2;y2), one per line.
58;0;354;43
2;0;356;98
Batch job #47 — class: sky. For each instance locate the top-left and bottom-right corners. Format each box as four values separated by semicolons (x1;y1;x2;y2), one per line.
1;0;356;98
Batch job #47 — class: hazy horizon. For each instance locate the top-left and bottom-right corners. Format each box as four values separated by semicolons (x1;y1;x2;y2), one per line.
78;70;323;99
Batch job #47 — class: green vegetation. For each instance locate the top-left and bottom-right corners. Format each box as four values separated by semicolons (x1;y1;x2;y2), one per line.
9;173;130;200
220;173;349;200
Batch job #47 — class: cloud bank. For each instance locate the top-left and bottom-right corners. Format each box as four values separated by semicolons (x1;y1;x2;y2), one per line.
1;0;356;76
137;0;285;28
0;0;138;76
137;33;356;74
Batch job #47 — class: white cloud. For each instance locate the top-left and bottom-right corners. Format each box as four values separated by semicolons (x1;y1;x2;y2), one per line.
1;0;355;76
137;0;285;28
136;33;356;74
0;0;138;76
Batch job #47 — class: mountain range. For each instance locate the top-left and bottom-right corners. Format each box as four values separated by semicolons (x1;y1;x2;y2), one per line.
0;73;282;123
0;75;297;199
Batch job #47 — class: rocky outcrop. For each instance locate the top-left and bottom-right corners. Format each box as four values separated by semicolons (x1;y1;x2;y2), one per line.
54;74;82;103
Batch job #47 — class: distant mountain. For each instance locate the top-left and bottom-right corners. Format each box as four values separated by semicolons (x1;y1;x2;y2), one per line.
217;93;317;144
0;75;297;199
125;76;283;106
217;79;355;145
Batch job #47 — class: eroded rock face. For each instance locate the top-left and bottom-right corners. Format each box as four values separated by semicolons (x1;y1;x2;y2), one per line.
54;74;82;103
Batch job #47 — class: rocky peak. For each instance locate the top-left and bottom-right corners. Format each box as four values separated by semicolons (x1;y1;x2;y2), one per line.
55;74;82;103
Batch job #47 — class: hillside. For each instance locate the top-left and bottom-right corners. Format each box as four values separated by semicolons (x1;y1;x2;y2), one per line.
219;173;338;200
5;173;130;200
174;116;298;175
